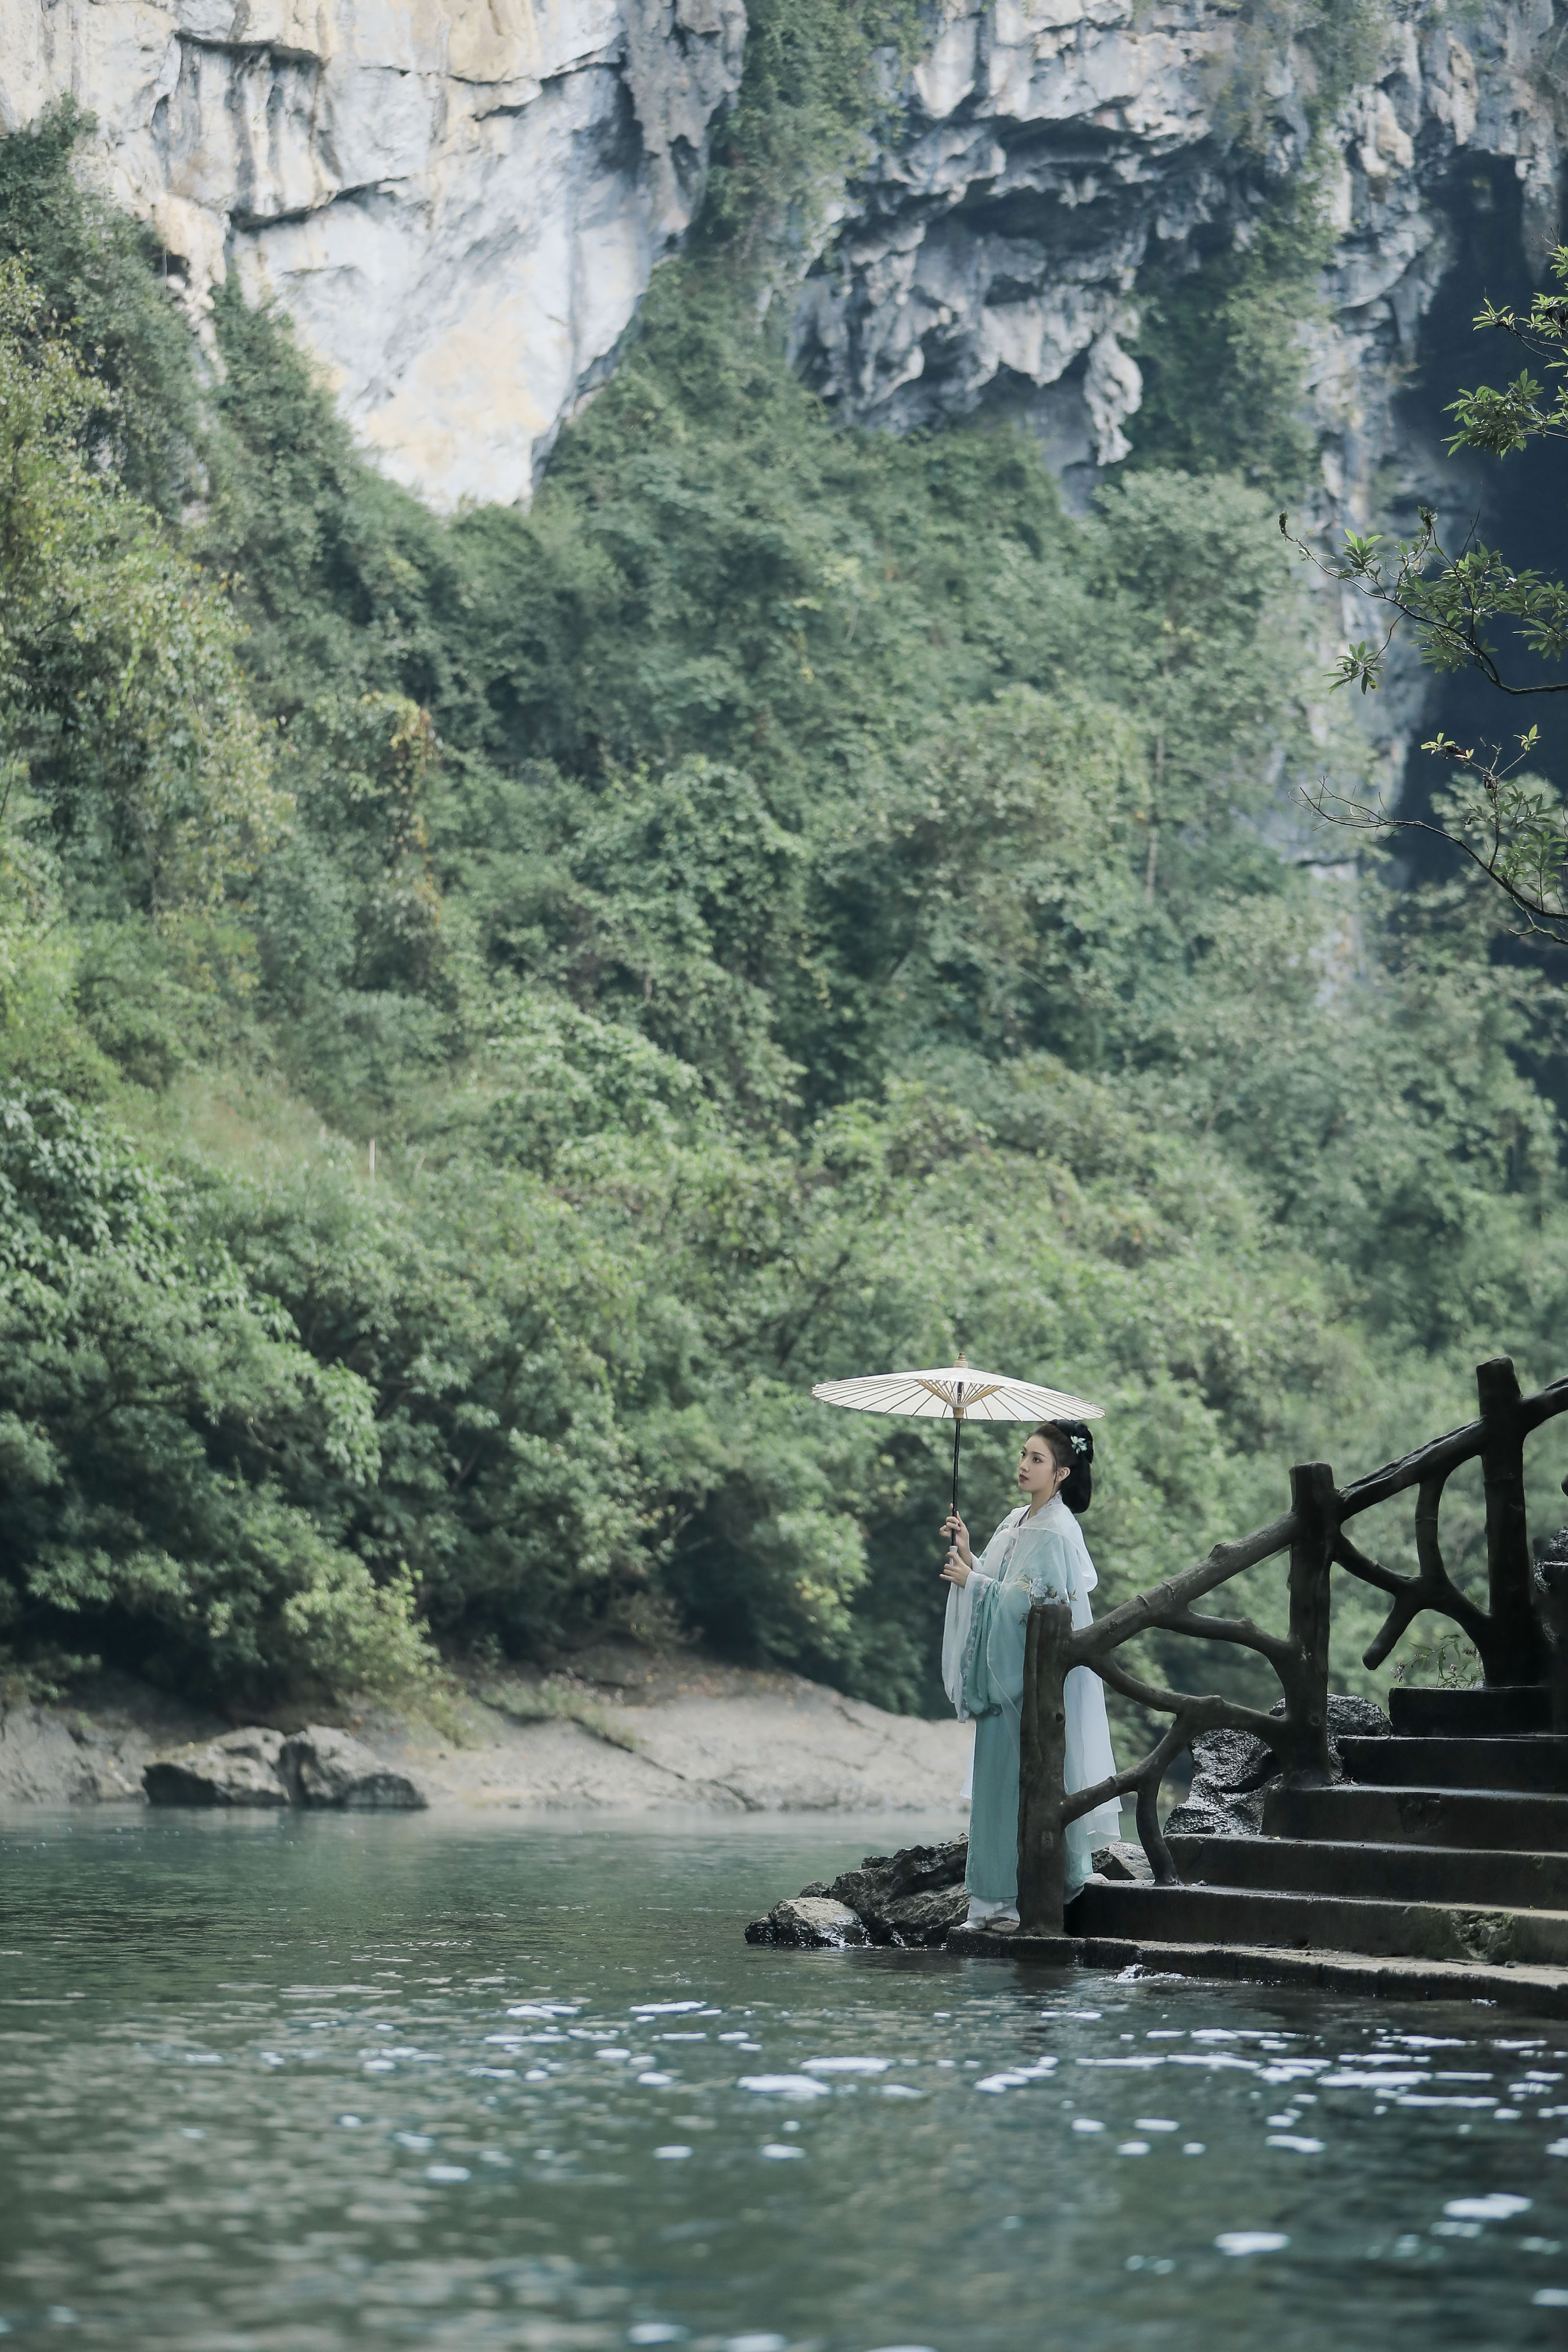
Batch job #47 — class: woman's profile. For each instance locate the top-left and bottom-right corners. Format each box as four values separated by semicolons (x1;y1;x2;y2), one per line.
939;1421;1121;1930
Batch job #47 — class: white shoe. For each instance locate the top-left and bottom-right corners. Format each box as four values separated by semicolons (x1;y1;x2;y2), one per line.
966;1903;1020;1931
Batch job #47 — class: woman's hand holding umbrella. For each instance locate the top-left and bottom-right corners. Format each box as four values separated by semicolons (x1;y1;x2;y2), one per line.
940;1511;972;1587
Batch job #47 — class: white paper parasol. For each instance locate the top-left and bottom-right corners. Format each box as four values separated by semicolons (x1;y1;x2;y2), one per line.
811;1354;1103;1517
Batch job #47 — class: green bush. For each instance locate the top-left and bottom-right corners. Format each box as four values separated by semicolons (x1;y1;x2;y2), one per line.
0;1089;428;1696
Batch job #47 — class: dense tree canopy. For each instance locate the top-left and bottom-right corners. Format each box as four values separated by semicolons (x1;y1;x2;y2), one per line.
2;21;1565;1722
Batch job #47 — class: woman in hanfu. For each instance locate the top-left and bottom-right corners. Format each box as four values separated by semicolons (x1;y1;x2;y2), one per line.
940;1420;1121;1930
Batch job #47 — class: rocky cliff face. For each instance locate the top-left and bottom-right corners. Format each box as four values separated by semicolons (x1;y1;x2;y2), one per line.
796;1;1566;519
1;1;1564;526
0;0;746;507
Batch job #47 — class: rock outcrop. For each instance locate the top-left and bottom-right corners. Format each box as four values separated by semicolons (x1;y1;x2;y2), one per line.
143;1726;294;1807
1165;1693;1391;1837
747;1835;970;1947
827;1836;970;1945
144;1724;427;1807
0;0;745;508
1092;1839;1154;1884
279;1724;431;1807
745;1894;870;1947
0;1698;160;1803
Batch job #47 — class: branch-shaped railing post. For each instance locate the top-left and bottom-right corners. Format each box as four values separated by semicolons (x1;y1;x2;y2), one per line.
1479;1355;1549;1686
1536;1511;1568;1734
1282;1461;1335;1781
1017;1598;1073;1936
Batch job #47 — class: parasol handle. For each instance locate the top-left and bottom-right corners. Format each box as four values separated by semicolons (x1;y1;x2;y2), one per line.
943;1373;966;1574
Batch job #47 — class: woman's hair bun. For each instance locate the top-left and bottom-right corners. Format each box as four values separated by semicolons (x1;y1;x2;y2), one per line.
1035;1419;1094;1515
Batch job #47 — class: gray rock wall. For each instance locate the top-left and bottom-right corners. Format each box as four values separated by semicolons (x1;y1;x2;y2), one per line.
0;0;745;508
793;2;1566;519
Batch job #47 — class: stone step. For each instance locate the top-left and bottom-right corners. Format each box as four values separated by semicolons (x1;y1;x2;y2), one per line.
1388;1683;1553;1738
1339;1734;1568;1792
1264;1782;1568;1850
1166;1833;1568;1910
1066;1879;1568;1966
944;1925;1568;2016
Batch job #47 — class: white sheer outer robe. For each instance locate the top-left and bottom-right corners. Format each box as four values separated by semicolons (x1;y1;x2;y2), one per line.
941;1496;1121;1906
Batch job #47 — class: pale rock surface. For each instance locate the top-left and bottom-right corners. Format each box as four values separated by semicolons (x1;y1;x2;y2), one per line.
368;1661;972;1811
0;1660;971;1812
144;1725;292;1806
0;1699;158;1803
0;0;745;507
1;0;1562;544
745;1895;869;1947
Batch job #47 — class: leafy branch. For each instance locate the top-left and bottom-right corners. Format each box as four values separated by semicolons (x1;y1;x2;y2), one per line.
1280;506;1568;699
1301;726;1568;941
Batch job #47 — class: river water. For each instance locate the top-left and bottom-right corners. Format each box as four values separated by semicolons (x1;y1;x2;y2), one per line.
2;1808;1566;2350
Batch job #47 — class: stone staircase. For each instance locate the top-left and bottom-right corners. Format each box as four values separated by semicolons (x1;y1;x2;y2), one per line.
951;1684;1568;2012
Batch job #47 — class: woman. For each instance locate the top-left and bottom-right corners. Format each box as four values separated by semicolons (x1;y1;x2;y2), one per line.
940;1420;1121;1930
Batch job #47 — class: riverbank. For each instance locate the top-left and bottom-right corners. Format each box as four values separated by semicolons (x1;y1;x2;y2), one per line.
0;1649;970;1812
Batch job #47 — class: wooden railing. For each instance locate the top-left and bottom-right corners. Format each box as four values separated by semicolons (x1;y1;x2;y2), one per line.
1016;1357;1568;1934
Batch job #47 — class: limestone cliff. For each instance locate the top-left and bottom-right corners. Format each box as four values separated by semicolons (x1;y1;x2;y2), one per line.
0;0;746;507
796;1;1566;522
1;1;1565;526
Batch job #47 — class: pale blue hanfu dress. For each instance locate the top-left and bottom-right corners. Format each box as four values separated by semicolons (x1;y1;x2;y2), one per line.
941;1495;1122;1918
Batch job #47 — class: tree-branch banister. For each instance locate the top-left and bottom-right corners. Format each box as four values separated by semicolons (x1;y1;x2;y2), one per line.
1012;1357;1568;1937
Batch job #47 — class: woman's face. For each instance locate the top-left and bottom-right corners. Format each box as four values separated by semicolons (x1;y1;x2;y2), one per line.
1017;1436;1066;1504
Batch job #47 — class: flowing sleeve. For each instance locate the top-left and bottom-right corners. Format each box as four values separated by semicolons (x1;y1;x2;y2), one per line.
1057;1517;1121;1842
983;1537;1061;1702
941;1514;1016;1720
1064;1516;1098;1610
941;1572;980;1719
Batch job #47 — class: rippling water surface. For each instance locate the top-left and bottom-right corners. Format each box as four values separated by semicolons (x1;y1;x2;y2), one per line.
2;1808;1568;2349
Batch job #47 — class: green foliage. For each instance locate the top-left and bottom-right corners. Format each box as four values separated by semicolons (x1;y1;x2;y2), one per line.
202;280;462;720
0;1088;429;1697
0;260;286;916
701;0;923;264
1127;177;1335;493
1129;0;1401;492
0;99;207;515
3;70;1568;1735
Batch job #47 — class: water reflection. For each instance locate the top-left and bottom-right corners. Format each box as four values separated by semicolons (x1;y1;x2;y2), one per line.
0;1808;1564;2348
